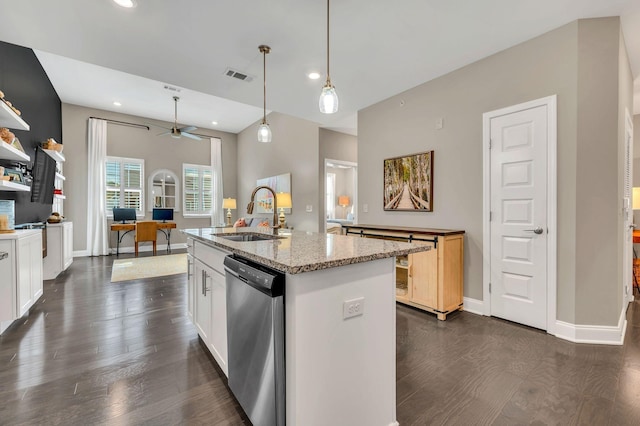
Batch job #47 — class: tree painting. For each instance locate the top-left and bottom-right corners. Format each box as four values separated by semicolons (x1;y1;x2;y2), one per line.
383;151;433;211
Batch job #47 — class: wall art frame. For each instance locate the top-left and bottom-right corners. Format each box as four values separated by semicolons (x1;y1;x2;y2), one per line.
383;150;433;211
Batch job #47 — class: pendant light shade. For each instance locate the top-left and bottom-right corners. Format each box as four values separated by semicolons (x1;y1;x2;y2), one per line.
257;122;272;143
319;0;338;114
258;44;272;143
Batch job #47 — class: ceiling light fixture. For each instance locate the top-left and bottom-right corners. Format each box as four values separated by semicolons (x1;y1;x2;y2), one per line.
211;121;218;126
257;45;272;143
113;0;136;8
113;101;122;106
308;72;320;80
319;0;338;114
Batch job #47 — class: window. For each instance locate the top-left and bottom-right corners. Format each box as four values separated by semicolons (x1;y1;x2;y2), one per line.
183;164;213;217
106;157;144;216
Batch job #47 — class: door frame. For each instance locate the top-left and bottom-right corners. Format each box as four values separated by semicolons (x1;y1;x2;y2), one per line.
624;108;634;304
482;95;558;334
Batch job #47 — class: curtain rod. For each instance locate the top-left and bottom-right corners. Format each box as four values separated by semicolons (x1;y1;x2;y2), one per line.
89;117;149;130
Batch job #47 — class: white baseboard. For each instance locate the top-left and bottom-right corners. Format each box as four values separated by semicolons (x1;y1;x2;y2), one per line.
109;243;187;255
73;249;90;257
463;297;484;316
553;307;627;345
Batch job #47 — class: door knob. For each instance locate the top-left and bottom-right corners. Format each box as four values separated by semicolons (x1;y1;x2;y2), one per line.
524;227;544;234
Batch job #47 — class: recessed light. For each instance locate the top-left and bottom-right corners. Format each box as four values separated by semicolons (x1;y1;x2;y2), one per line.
212;121;218;126
113;0;136;8
113;101;122;106
308;72;321;80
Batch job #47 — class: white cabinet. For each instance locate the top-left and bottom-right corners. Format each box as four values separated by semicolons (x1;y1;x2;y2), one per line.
43;222;73;280
188;238;229;376
194;259;213;344
0;230;43;334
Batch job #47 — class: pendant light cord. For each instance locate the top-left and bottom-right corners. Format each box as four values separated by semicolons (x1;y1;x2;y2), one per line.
263;48;267;124
326;0;331;84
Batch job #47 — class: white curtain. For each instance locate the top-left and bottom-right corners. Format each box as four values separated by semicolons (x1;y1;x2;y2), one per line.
211;137;224;226
87;118;109;256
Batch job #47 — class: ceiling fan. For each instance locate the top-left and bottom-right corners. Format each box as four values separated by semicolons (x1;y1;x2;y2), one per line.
157;96;201;140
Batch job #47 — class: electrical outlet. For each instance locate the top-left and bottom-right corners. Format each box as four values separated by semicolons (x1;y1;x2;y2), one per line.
306;205;313;212
343;297;365;319
435;117;444;129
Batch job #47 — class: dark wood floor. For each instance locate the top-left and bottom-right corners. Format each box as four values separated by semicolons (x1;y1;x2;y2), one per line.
1;253;640;425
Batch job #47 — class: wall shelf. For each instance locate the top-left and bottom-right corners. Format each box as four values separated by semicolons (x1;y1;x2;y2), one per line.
0;180;30;192
55;172;65;181
43;149;65;162
54;194;66;200
0;142;30;162
0;100;29;131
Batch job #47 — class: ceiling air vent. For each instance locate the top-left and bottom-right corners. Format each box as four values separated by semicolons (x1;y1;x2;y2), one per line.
163;85;182;93
224;68;254;82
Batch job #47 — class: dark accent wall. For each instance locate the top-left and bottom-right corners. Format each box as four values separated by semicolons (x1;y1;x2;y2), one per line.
0;40;62;224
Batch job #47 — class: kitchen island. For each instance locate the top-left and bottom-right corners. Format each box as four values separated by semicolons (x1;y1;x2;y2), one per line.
182;227;430;426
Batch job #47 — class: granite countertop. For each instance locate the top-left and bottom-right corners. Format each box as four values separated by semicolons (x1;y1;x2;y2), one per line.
181;227;430;274
342;224;465;236
0;252;7;260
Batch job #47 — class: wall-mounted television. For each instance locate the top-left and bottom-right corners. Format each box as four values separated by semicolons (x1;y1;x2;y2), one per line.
152;208;174;222
113;208;137;223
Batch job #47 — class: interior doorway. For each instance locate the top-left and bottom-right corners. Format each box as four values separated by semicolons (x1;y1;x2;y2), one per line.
324;159;357;233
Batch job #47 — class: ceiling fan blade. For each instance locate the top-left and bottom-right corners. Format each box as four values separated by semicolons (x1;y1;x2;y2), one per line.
179;126;196;133
181;132;202;141
157;131;171;136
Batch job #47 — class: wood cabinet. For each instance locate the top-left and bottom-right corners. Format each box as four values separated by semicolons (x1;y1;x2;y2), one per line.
0;230;43;334
187;237;229;376
344;224;465;320
43;222;73;280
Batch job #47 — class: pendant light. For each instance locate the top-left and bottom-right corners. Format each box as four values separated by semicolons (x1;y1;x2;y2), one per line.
257;45;272;143
319;0;338;114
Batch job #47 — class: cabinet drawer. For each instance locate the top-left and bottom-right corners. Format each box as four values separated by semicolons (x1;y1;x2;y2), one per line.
194;241;229;274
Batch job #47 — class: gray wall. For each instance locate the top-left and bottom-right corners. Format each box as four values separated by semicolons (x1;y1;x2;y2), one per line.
358;17;632;327
237;112;320;232
62;103;237;253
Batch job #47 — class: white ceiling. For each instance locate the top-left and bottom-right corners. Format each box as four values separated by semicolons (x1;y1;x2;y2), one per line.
0;0;639;135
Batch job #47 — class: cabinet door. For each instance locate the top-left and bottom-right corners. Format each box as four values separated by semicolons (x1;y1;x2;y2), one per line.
16;237;33;317
194;259;212;345
0;240;15;323
187;253;195;322
208;268;228;376
410;243;438;309
29;234;43;301
63;223;73;270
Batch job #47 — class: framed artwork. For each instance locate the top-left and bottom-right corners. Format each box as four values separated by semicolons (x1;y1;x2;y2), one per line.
383;151;433;211
4;168;24;183
256;172;291;213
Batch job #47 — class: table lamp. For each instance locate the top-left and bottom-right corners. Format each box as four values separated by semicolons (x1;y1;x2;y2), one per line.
276;192;292;228
338;195;350;218
223;198;236;226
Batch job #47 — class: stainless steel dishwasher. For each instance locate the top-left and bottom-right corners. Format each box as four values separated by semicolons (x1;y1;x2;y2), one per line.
224;254;285;426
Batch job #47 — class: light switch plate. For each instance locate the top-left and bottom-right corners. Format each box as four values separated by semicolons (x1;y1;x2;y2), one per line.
363;204;368;213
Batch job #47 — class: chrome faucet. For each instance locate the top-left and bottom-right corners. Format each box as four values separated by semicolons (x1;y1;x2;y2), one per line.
247;185;279;230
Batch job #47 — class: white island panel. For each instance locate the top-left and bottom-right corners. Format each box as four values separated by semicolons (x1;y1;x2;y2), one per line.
285;257;397;426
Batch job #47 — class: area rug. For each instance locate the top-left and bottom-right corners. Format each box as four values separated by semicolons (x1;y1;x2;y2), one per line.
111;253;187;283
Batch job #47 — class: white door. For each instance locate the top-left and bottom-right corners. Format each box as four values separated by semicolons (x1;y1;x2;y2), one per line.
489;104;548;330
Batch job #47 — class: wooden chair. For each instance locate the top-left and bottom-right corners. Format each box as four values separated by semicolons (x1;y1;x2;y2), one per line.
135;221;158;256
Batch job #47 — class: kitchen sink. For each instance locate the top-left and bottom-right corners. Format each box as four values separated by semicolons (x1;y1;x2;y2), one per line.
217;233;284;242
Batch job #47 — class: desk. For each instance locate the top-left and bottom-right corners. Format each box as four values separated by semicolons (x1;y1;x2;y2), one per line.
110;222;177;256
